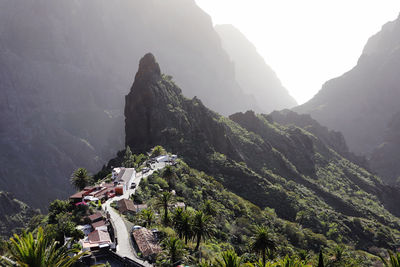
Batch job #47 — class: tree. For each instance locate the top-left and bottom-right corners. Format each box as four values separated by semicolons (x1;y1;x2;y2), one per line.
192;210;214;251
140;209;155;227
202;200;217;216
162;165;176;188
317;250;324;267
250;226;276;267
70;168;92;191
181;211;192;244
215;250;244;267
380;251;400;267
48;199;71;224
154;191;176;226
151;145;166;157
172;207;185;239
159;237;187;266
3;227;87;267
122;146;136;168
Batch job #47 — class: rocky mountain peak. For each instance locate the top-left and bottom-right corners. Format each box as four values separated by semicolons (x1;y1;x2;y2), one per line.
133;53;161;87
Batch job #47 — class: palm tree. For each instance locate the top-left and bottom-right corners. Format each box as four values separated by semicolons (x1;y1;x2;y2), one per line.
192;210;214;251
159;237;187;266
70;168;92;191
3;227;87;267
172;207;185;239
202;200;217;216
181;211;192;244
380;250;400;267
154;191;176;226
250;226;276;267
215;250;244;267
317;250;324;267
140;209;155;227
163;165;176;188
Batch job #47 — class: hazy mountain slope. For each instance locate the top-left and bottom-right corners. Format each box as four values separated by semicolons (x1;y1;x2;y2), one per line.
295;15;400;159
0;191;39;238
268;109;368;168
0;0;259;209
370;112;400;184
215;24;297;112
125;54;400;250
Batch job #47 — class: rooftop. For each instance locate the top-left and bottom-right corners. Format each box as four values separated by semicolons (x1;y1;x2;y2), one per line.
92;219;107;229
132;228;162;257
118;198;136;213
88;212;103;222
88;230;111;244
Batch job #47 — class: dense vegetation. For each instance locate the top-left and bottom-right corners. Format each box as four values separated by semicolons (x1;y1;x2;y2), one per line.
0;191;39;239
124;54;400;257
122;154;389;266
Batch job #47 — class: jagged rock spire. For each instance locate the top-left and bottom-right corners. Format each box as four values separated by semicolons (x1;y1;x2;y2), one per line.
133;53;161;86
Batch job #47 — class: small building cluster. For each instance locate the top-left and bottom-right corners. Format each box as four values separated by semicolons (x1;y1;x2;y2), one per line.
69;167;136;204
79;212;114;251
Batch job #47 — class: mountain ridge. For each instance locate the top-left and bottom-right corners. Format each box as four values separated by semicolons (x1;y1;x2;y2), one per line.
124;53;400;250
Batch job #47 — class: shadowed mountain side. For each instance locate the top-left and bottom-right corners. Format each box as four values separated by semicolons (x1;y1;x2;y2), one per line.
0;191;39;238
0;0;261;208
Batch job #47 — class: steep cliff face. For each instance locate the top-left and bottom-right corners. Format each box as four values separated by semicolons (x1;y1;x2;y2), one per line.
215;24;297;112
0;192;39;238
295;15;400;159
0;0;260;208
370;112;400;184
125;54;400;249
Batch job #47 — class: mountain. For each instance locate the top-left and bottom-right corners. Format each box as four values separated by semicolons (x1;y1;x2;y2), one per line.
268;109;368;169
295;15;400;161
0;191;39;238
125;53;400;250
215;24;297;112
370;111;400;184
0;0;261;209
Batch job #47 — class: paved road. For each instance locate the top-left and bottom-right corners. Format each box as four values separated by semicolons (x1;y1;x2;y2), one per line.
103;162;166;267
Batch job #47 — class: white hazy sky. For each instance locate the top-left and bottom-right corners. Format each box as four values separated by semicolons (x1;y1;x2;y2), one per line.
195;0;400;104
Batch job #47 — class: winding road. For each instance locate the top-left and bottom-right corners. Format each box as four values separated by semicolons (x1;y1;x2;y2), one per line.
103;162;166;267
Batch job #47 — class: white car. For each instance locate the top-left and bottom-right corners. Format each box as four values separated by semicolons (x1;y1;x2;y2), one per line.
132;225;142;231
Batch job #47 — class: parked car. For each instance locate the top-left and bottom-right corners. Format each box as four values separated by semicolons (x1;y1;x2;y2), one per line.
130;182;137;189
132;225;142;231
142;167;150;173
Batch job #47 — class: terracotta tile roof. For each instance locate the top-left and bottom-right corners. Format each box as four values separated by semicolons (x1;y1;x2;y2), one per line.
118;198;136;213
92;219;107;229
88;212;103;222
88;230;111;244
132;228;162;257
69;191;86;199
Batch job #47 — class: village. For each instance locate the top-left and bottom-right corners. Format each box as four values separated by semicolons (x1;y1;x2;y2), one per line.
68;154;180;266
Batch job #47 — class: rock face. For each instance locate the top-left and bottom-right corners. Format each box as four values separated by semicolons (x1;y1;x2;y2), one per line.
125;54;400;249
268;110;368;169
0;191;39;238
295;15;400;161
215;25;297;112
0;0;261;209
370;112;400;184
